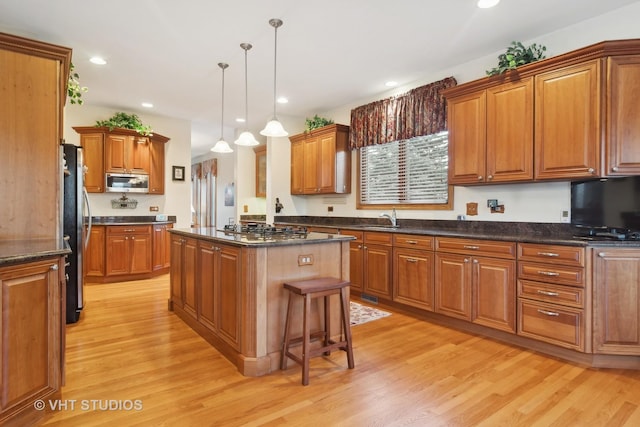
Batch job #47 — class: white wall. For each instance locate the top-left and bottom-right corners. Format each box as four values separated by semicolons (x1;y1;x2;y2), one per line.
263;2;640;223
63;104;193;229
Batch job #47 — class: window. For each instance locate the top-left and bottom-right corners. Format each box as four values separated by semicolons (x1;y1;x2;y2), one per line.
358;131;452;209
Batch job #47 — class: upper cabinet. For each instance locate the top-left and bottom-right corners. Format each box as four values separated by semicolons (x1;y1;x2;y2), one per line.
254;145;266;198
73;127;170;194
289;124;351;195
443;39;640;185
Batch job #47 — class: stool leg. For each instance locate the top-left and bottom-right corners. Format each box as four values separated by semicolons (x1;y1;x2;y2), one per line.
323;295;331;356
280;291;294;370
340;287;355;369
302;294;311;386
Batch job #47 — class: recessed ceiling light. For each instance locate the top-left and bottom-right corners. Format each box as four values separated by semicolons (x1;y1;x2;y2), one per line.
385;81;398;87
477;0;500;8
277;96;288;104
89;56;107;65
236;118;246;123
141;102;153;108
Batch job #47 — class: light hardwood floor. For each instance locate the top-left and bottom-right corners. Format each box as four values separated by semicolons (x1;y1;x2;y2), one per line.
39;275;640;427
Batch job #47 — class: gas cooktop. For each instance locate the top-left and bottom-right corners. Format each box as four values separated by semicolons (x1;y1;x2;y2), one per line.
222;224;309;241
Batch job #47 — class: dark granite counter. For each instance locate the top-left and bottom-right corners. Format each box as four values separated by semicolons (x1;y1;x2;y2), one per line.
0;239;71;266
170;227;354;247
274;216;640;247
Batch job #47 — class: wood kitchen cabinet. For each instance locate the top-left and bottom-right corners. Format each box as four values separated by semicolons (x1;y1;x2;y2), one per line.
254;145;266;197
84;224;105;277
592;247;640;355
80;132;105;193
0;258;64;425
169;234;197;317
105;225;152;276
393;234;435;311
340;230;392;300
149;138;166;194
447;78;533;184
435;237;516;333
534;60;601;180
105;133;150;174
340;230;364;293
152;223;173;271
289;124;351;195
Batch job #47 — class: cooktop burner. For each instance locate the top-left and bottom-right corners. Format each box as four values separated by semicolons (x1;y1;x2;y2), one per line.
222;223;309;241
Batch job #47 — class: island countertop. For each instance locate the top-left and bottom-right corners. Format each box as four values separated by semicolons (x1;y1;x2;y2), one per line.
0;239;71;266
169;227;355;247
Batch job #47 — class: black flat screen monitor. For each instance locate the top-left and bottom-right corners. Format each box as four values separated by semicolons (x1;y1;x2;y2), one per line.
571;176;640;235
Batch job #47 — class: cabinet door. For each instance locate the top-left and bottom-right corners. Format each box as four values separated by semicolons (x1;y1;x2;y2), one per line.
349;241;364;292
435;252;472;320
393;247;434;311
606;55;640;176
290;139;304;194
593;248;640;355
80;133;105;193
84;225;105;277
254;145;266;197
129;136;150;174
217;244;241;350
170;236;184;307
105;134;128;173
473;256;516;333
198;242;218;332
129;233;152;274
303;136;320;193
317;133;337;193
486;78;534;183
182;237;198;319
149;140;165;194
364;244;392;299
105;234;130;275
448;90;486;184
535;60;601;179
0;259;61;419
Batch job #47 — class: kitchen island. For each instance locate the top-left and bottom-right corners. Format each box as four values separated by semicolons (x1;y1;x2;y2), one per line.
168;227;354;376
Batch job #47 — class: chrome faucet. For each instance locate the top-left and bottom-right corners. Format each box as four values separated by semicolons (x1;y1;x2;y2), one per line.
379;208;397;228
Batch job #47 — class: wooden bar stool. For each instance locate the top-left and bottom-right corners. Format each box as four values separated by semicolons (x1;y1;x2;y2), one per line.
280;277;354;385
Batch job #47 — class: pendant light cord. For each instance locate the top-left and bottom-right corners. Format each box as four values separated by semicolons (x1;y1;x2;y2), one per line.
244;46;250;128
272;24;278;118
218;62;228;140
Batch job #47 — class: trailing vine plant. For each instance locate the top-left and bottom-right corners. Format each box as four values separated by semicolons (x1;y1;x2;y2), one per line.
486;41;547;76
68;62;88;105
305;115;334;132
95;112;153;135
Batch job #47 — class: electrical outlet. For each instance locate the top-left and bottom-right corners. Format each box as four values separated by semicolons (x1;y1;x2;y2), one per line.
487;199;498;208
561;210;570;223
328;206;334;212
149;206;159;212
298;255;314;266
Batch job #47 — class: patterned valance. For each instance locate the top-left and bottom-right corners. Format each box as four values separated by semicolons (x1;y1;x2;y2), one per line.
349;76;457;150
191;159;217;180
191;163;202;180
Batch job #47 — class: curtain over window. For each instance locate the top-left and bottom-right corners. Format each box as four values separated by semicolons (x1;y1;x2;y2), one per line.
349;76;456;150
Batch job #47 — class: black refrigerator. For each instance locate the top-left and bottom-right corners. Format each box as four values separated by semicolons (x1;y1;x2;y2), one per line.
63;144;92;323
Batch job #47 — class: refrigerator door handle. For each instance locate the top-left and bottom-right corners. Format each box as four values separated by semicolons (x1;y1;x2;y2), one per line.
83;187;92;250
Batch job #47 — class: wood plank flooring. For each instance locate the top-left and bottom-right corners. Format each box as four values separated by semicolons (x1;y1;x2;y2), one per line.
38;275;640;426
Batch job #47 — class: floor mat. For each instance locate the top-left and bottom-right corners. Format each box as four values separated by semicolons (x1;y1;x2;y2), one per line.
350;301;391;326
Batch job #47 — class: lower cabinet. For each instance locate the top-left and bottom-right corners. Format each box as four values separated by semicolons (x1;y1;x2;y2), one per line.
393;234;435;311
340;230;393;299
106;225;152;276
592;247;640;355
435;237;517;333
152;223;173;271
85;225;105;278
0;258;64;425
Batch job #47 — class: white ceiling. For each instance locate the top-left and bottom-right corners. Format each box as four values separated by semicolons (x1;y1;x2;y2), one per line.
2;0;638;157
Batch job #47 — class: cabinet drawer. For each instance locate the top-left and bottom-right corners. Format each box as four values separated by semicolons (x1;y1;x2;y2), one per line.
435;237;516;259
518;280;584;308
107;225;152;235
364;231;393;246
518;243;585;267
518;300;584;351
393;234;434;250
518;261;584;287
339;229;363;242
308;226;339;234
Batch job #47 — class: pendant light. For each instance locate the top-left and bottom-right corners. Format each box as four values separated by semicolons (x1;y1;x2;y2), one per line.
260;18;288;137
211;62;234;153
234;43;260;146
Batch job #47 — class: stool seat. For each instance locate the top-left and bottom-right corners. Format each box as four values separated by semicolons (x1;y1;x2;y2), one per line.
281;277;354;385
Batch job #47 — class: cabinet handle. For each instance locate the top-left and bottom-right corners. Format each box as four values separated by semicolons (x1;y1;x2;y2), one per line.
406;258;418;263
50;264;59;271
357;244;362;249
463;245;479;250
612;166;619;172
487;175;493;180
588;168;595;174
598;252;605;258
537;309;560;317
473;259;479;264
537;290;559;296
406;240;418;245
537;270;560;276
131;236;135;240
464;258;470;263
477;176;483;181
537;252;559;257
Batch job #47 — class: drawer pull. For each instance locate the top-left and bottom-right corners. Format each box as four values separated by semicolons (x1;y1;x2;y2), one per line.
537;309;560;317
538;271;560;276
406;240;418;245
406;258;418;263
537;251;559;257
537;290;559;296
463;245;479;250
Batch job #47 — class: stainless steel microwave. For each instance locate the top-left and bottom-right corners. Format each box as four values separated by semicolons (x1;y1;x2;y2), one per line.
106;173;149;193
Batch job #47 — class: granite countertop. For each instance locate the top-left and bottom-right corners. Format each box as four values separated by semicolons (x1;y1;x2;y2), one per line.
170;227;354;247
274;216;640;247
0;239;71;266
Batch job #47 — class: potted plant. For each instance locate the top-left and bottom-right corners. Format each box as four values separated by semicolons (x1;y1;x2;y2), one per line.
305;115;334;132
67;63;88;105
95;112;153;135
486;41;547;76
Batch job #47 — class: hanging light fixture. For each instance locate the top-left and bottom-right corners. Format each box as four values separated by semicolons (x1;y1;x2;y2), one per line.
260;18;288;137
211;62;234;153
234;43;260;146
